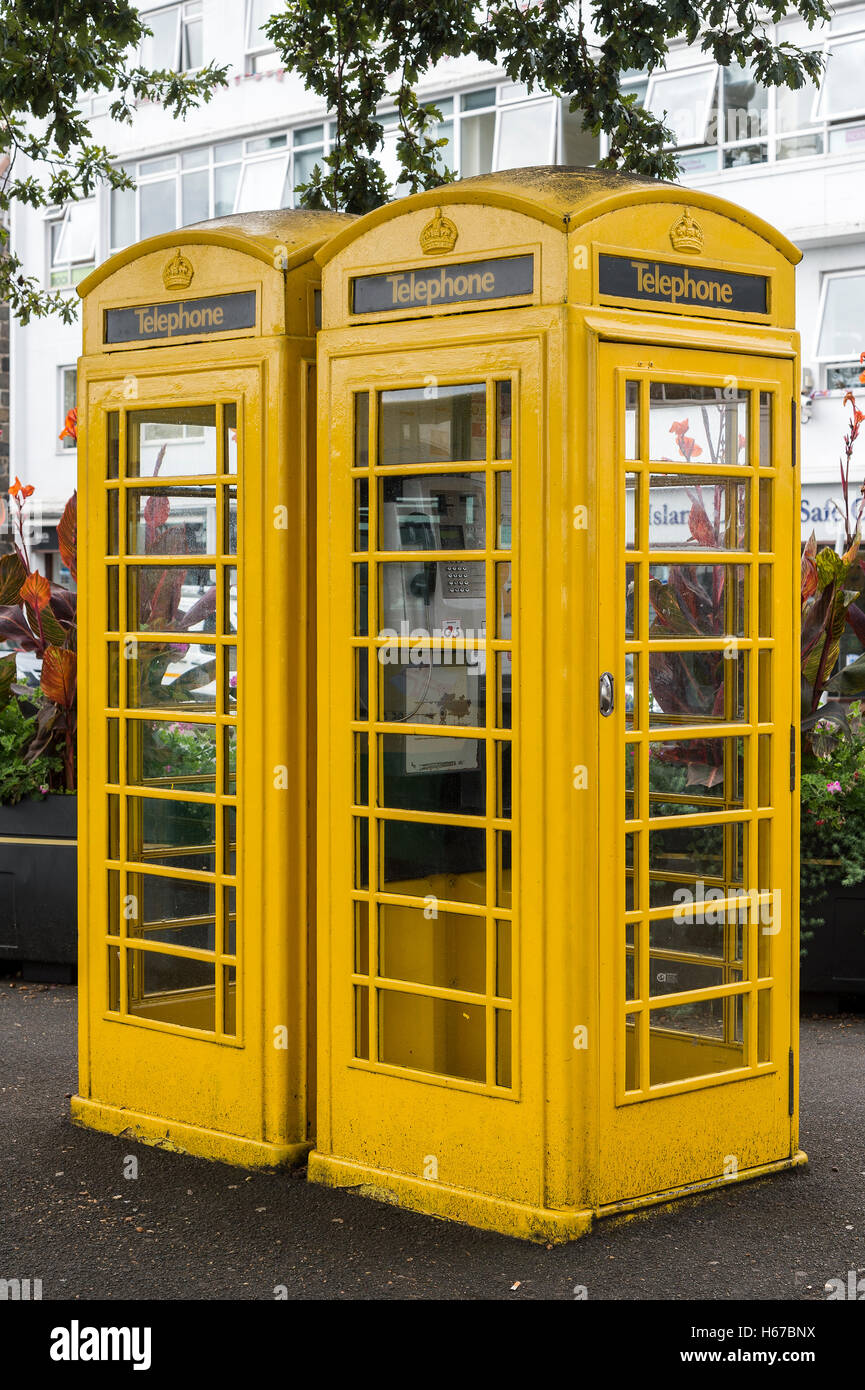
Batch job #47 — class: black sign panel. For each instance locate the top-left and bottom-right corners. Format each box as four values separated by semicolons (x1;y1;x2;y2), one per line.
104;290;257;344
352;255;534;315
598;254;768;316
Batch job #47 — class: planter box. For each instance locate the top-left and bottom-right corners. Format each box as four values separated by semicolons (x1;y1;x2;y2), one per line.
0;794;77;982
801;869;865;1005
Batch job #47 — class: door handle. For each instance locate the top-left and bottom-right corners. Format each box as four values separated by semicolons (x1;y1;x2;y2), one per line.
599;672;615;717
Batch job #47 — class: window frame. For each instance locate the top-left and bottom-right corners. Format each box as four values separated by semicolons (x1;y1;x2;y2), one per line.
139;0;203;74
644;62;719;150
813;27;865;124
46;201;97;290
58;365;78;453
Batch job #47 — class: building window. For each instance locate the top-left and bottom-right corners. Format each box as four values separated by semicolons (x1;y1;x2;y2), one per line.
245;0;280;73
816;270;865;388
48;202;97;287
59;367;77;450
611;3;865;172
140;1;203;73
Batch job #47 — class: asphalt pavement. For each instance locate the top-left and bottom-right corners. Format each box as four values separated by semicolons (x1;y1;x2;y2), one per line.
1;978;863;1301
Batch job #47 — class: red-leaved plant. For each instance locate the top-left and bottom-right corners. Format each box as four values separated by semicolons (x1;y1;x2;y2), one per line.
0;479;78;790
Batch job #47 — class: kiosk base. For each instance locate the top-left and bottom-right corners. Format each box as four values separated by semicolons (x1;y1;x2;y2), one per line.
70;1096;311;1169
308;1150;809;1243
307;1152;594;1243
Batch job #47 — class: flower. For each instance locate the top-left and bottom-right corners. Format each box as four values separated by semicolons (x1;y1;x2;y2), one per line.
39;784;49;795
827;780;842;793
59;407;78;443
9;477;35;499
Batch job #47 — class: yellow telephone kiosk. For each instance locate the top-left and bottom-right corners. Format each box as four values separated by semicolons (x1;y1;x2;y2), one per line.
72;209;350;1165
310;168;804;1240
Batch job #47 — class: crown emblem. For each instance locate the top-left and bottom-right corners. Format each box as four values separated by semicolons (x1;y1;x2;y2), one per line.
419;207;458;256
670;208;704;256
162;248;194;290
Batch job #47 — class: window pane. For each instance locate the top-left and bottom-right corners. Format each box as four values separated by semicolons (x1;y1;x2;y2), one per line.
722;62;767;142
128;951;216;1031
127;795;216;872
127;486;216;556
110;186;136;249
140;179;177;239
817;37;865;120
128;565;217;634
141;6;180;70
817;275;865;359
379;904;486;992
379;473;486;551
54;201;97;263
382;820;486;903
181;169;209;225
127;719;218;792
648;383;748;465
646;67;717;146
648;564;746;637
495;99;556;170
647;476;749;551
460;110;495;176
128;407;217;478
649;650;746;726
380;733;484;810
235;156;287;212
646;737;744;816
379;384;486;465
379;991;485;1082
214;163;240;216
379;653;484;727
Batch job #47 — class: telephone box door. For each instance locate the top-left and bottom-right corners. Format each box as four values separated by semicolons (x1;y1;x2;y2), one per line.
597;342;798;1206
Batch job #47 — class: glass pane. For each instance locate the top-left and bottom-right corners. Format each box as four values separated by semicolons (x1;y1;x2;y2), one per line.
354;985;369;1059
127;951;215;1031
127;872;216;945
127;719;217;791
380;733;484;811
235;155;287;213
649;383;748;465
354;478;369;550
127;795;216;872
127;641;218;710
497;472;511;548
722;62;768;141
648;563;746;637
379;654;484;728
496;1009;512;1088
128;565;217;633
354;392;369;468
496;653;512;729
379;903;486;993
649;997;745;1084
379;561;485;634
224;402;238;475
379;991;485;1082
214;163;240;217
140;179;177;239
128;407;217;478
496;381;511;459
649;649;746;726
496;920;512;997
647;68;717;146
224;487;237;555
127;487;216;556
181;169;209;226
378;384;486;465
648;476;749;550
759;391;772;467
817;37;865;119
626;564;637;638
459;110;495;177
647;737;744;816
817;275;865;360
111;185;136;249
496;99;555;169
381;820;486;904
625;381;639;459
379;473;486;551
625;473;638;549
648;822;744;909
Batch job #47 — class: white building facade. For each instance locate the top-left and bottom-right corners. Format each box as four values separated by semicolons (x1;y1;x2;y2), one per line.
9;0;865;579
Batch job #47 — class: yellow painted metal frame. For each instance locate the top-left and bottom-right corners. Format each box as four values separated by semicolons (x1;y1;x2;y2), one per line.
73;211;350;1166
312;170;805;1241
